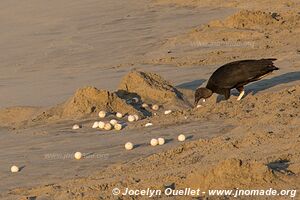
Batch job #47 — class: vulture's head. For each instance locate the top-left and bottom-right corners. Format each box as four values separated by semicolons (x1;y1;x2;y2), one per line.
194;87;213;107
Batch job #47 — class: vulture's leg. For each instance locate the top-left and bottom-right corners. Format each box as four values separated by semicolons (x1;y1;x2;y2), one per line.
224;89;231;100
236;86;245;101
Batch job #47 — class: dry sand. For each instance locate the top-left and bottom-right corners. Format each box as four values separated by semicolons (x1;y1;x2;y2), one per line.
0;0;299;200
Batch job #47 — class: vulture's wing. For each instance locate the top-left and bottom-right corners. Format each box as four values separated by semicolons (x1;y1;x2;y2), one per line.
208;59;278;89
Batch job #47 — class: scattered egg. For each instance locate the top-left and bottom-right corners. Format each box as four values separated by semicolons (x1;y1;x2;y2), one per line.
74;152;82;160
150;138;158;146
128;115;135;122
145;123;153;127
10;165;19;173
98;121;105;129
164;110;172;115
133;114;139;121
98;111;106;118
125;142;134;150
152;104;159;111
110;119;118;126
92;121;99;129
104;123;112;130
142;103;148;108
114;123;123;130
178;134;186;142
72;124;81;130
202;99;206;102
116;112;123;118
197;105;202;108
158;137;165;145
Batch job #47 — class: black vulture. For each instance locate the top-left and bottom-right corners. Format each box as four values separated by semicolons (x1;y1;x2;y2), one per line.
194;58;279;106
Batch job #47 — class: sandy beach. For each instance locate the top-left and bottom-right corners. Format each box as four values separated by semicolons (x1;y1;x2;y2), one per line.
0;0;299;199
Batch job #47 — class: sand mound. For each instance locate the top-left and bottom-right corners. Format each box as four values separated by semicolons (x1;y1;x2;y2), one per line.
0;71;193;128
34;86;143;121
143;9;300;67
61;86;141;118
210;10;280;29
186;159;276;190
118;70;188;108
0;86;143;127
208;10;299;31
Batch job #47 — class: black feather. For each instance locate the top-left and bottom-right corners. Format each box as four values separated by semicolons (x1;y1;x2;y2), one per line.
206;58;279;96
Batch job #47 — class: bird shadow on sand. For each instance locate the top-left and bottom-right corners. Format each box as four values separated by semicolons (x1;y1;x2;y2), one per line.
247;71;300;94
176;79;206;90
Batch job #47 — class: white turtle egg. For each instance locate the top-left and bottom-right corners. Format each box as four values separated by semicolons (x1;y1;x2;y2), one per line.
158;137;165;145
164;110;172;115
142;103;148;108
72;124;81;130
133;114;139;121
150;138;158;146
104;123;112;130
116;112;123;118
10;165;19;173
114;123;123;130
92;121;99;129
202;99;206;102
74;152;82;160
178;134;186;142
110;119;118;126
98;121;105;129
98;111;106;118
125;142;134;150
145;123;153;127
197;105;202;108
128;115;135;122
152;104;159;111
